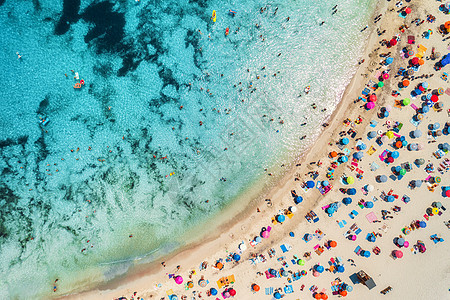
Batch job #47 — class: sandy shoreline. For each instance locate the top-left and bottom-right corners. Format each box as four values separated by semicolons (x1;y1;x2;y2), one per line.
60;0;450;299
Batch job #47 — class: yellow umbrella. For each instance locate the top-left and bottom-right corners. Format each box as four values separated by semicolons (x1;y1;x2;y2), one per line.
432;207;439;215
386;131;394;139
346;176;355;184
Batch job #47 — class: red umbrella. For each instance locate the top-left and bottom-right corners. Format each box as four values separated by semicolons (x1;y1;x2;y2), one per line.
418;86;425;92
390;39;397;46
387;157;394;163
411;57;419;65
405;7;411;14
369;94;377;102
430;95;439;103
229;289;236;296
446;190;450;197
395;250;403;258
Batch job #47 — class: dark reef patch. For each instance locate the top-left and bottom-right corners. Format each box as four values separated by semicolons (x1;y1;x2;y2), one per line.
54;0;81;35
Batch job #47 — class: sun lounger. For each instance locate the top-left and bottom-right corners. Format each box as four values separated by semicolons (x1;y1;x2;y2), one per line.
280;244;291;253
355;228;362;235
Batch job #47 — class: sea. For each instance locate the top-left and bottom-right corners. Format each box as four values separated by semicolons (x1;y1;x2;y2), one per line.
0;0;376;298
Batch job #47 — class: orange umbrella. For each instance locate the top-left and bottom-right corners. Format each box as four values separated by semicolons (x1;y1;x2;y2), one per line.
395;141;402;148
315;293;322;299
330;151;338;158
445;21;450;29
252;284;260;291
418;59;424;65
402;79;410;87
322;294;328;300
329;240;337;247
340;290;348;296
215;262;223;269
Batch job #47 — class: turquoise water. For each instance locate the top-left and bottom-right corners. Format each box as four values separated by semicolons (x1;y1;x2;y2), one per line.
0;0;376;298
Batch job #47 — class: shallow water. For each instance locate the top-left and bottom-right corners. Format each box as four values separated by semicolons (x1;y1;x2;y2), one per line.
0;0;375;298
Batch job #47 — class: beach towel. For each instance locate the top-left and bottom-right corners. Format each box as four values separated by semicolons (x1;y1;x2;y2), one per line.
265;287;274;295
284;285;294;294
354;246;362;255
366;212;378;223
355;228;362;235
370;120;378;128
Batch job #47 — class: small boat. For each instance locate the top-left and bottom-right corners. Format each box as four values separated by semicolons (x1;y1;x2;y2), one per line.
304;86;311;94
38;115;50;126
225;27;229;36
212;10;216;22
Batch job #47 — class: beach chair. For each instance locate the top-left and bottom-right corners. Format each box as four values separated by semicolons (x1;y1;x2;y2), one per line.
381;286;392;295
354;246;362;255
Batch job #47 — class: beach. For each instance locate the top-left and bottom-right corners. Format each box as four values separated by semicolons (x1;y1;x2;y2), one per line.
59;0;450;300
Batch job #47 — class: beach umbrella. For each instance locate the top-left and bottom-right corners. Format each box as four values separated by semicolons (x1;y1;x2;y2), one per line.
383;73;389;80
270;269;277;276
405;7;411;13
422;105;429;113
390;38;397;46
379;175;388;182
402;98;410;106
430;95;439;103
387;195;395;202
252;284;260;292
314;293;322;299
322;294;328;300
404;241;409;248
399;169;406;176
295;196;303;204
422;81;429;88
386;57;394;64
238;243;246;251
445;190;450;197
381;135;389;143
337;265;345;273
353;152;363;160
223;291;231;298
368;131;377;138
415;158;425;165
210;288;218;295
432;207;439;215
383;111;389;118
387;157;394;163
402;79;410;87
346;176;355;184
391;151;399;159
289;206;297;213
347;188;356;195
378;81;384;87
414;180;422;187
395;141;402;148
229;289;236;296
306;181;315;188
366;102;375;110
407;68;414;76
175;276;183;284
394;250;403;258
411;57;419;65
298;259;305;266
341;137;349;145
322;180;329;187
339;156;348;163
255;236;262;243
433;122;440;130
233;254;241;261
351;235;357;241
366;184;374;192
289;232;295;237
329;240;337;248
363;250;371;257
413;129;422;138
261;230;270;238
306;233;313;241
276;214;285;223
397;237;405;246
403;228;411;235
358;143;367;150
274;292;282;299
330;151;338;158
340;290;348;297
365;201;374;208
369;94;377;102
386;131;394;139
419;221;426;228
343;197;352;205
316;265;324;273
438;87;444;95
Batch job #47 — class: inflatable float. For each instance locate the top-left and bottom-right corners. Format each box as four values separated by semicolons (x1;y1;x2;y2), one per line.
304;86;311;94
212;10;216;22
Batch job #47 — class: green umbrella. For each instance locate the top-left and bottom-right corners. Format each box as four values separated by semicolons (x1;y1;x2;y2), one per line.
346;176;355;184
399;169;406;176
403;98;410;106
298;259;305;266
378;81;384;87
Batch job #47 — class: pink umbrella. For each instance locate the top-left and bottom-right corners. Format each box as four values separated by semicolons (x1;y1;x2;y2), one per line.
175;275;183;284
223;291;230;298
366;102;375;110
261;230;270;238
403;241;409;248
395;250;403;258
351;235;357;241
313;271;320;277
382;73;389;80
385;105;392;112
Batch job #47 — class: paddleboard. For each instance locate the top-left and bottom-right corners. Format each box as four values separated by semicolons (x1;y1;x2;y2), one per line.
212;10;216;22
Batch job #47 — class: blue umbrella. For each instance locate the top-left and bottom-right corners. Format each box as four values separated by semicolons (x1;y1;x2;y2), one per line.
365;201;374;208
347;188;356;195
343;197;352;205
339;156;348;163
397;238;405;246
368;131;377;138
341;137;349;145
295;196;303;204
402;140;407;147
413;129;422;138
422;105;429;113
289;231;295;237
422;81;429;89
433;122;440;130
316;265;324;273
359;143;367;150
419;221;426;228
395;166;401;173
384;111;389;118
322;180;329;187
391;151;399;159
255;236;262;243
386;57;394;64
306;181;315;188
274;292;282;299
210;288;218;296
270;269;277;276
379;175;388;182
306;234;313;241
233;254;241;261
337;265;345;273
364;250;371;257
276;215;286;223
387;195;395;202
